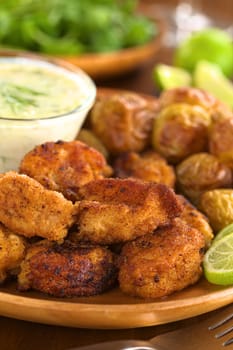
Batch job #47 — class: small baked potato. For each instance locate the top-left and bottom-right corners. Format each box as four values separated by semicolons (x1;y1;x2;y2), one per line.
159;87;217;110
176;153;232;205
199;189;233;232
159;87;232;122
76;129;109;159
152;103;211;163
209;116;233;167
90;92;158;155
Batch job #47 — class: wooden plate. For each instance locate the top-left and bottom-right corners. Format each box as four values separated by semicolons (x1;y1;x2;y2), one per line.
55;19;164;79
1;279;233;329
1;88;232;329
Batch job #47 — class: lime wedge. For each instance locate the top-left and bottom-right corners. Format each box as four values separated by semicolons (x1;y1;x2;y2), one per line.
203;232;233;285
194;61;233;109
153;64;192;90
213;223;233;243
174;28;233;78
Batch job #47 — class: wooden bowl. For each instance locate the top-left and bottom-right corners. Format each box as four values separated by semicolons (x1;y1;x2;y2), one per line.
54;19;164;79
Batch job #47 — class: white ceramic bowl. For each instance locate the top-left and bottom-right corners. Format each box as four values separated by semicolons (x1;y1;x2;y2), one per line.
0;53;96;172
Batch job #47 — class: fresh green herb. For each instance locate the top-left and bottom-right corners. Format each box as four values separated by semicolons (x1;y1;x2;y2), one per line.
0;0;157;55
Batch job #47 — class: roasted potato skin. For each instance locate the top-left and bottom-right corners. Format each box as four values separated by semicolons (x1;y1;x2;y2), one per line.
159;87;232;122
118;218;205;299
18;240;118;297
159;87;218;110
176;153;232;205
152;103;211;164
209;116;233;166
90;92;158;155
113;150;176;188
152;87;232;164
200;189;233;232
76;129;109;159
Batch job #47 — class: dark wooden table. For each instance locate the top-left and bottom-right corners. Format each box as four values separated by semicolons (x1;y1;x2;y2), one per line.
1;1;233;349
0;305;225;350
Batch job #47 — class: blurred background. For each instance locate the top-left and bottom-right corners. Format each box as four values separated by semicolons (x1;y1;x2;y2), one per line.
140;0;233;46
142;0;233;23
0;0;232;94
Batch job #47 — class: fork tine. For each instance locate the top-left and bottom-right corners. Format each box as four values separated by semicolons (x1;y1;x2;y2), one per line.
215;325;233;339
209;314;233;330
223;337;233;347
208;310;233;347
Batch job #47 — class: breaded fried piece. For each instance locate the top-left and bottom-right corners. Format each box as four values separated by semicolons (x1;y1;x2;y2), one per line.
76;178;182;245
113;150;176;188
18;240;118;297
118;218;205;299
19;140;112;201
178;195;214;248
0;223;26;283
0;172;76;241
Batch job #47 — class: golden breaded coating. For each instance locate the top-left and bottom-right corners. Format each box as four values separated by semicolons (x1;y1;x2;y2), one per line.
90;92;158;155
113;150;176;188
0;172;76;241
0;223;26;283
118;218;205;299
18;240;118;297
76;178;182;245
19;140;112;201
177;195;214;248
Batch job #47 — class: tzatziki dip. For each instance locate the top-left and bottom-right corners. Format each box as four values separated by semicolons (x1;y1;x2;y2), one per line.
0;56;96;172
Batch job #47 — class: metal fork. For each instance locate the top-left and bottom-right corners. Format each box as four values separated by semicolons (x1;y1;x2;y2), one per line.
209;311;233;346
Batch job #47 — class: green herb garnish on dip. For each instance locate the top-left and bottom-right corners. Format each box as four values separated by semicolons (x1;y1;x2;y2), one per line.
0;57;96;172
0;61;85;119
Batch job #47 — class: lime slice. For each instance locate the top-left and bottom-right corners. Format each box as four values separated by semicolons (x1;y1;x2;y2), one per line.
203;232;233;285
153;64;192;90
213;223;233;243
194;61;233;109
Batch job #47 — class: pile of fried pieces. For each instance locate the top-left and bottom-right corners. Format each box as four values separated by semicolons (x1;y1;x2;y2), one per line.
1;86;233;300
